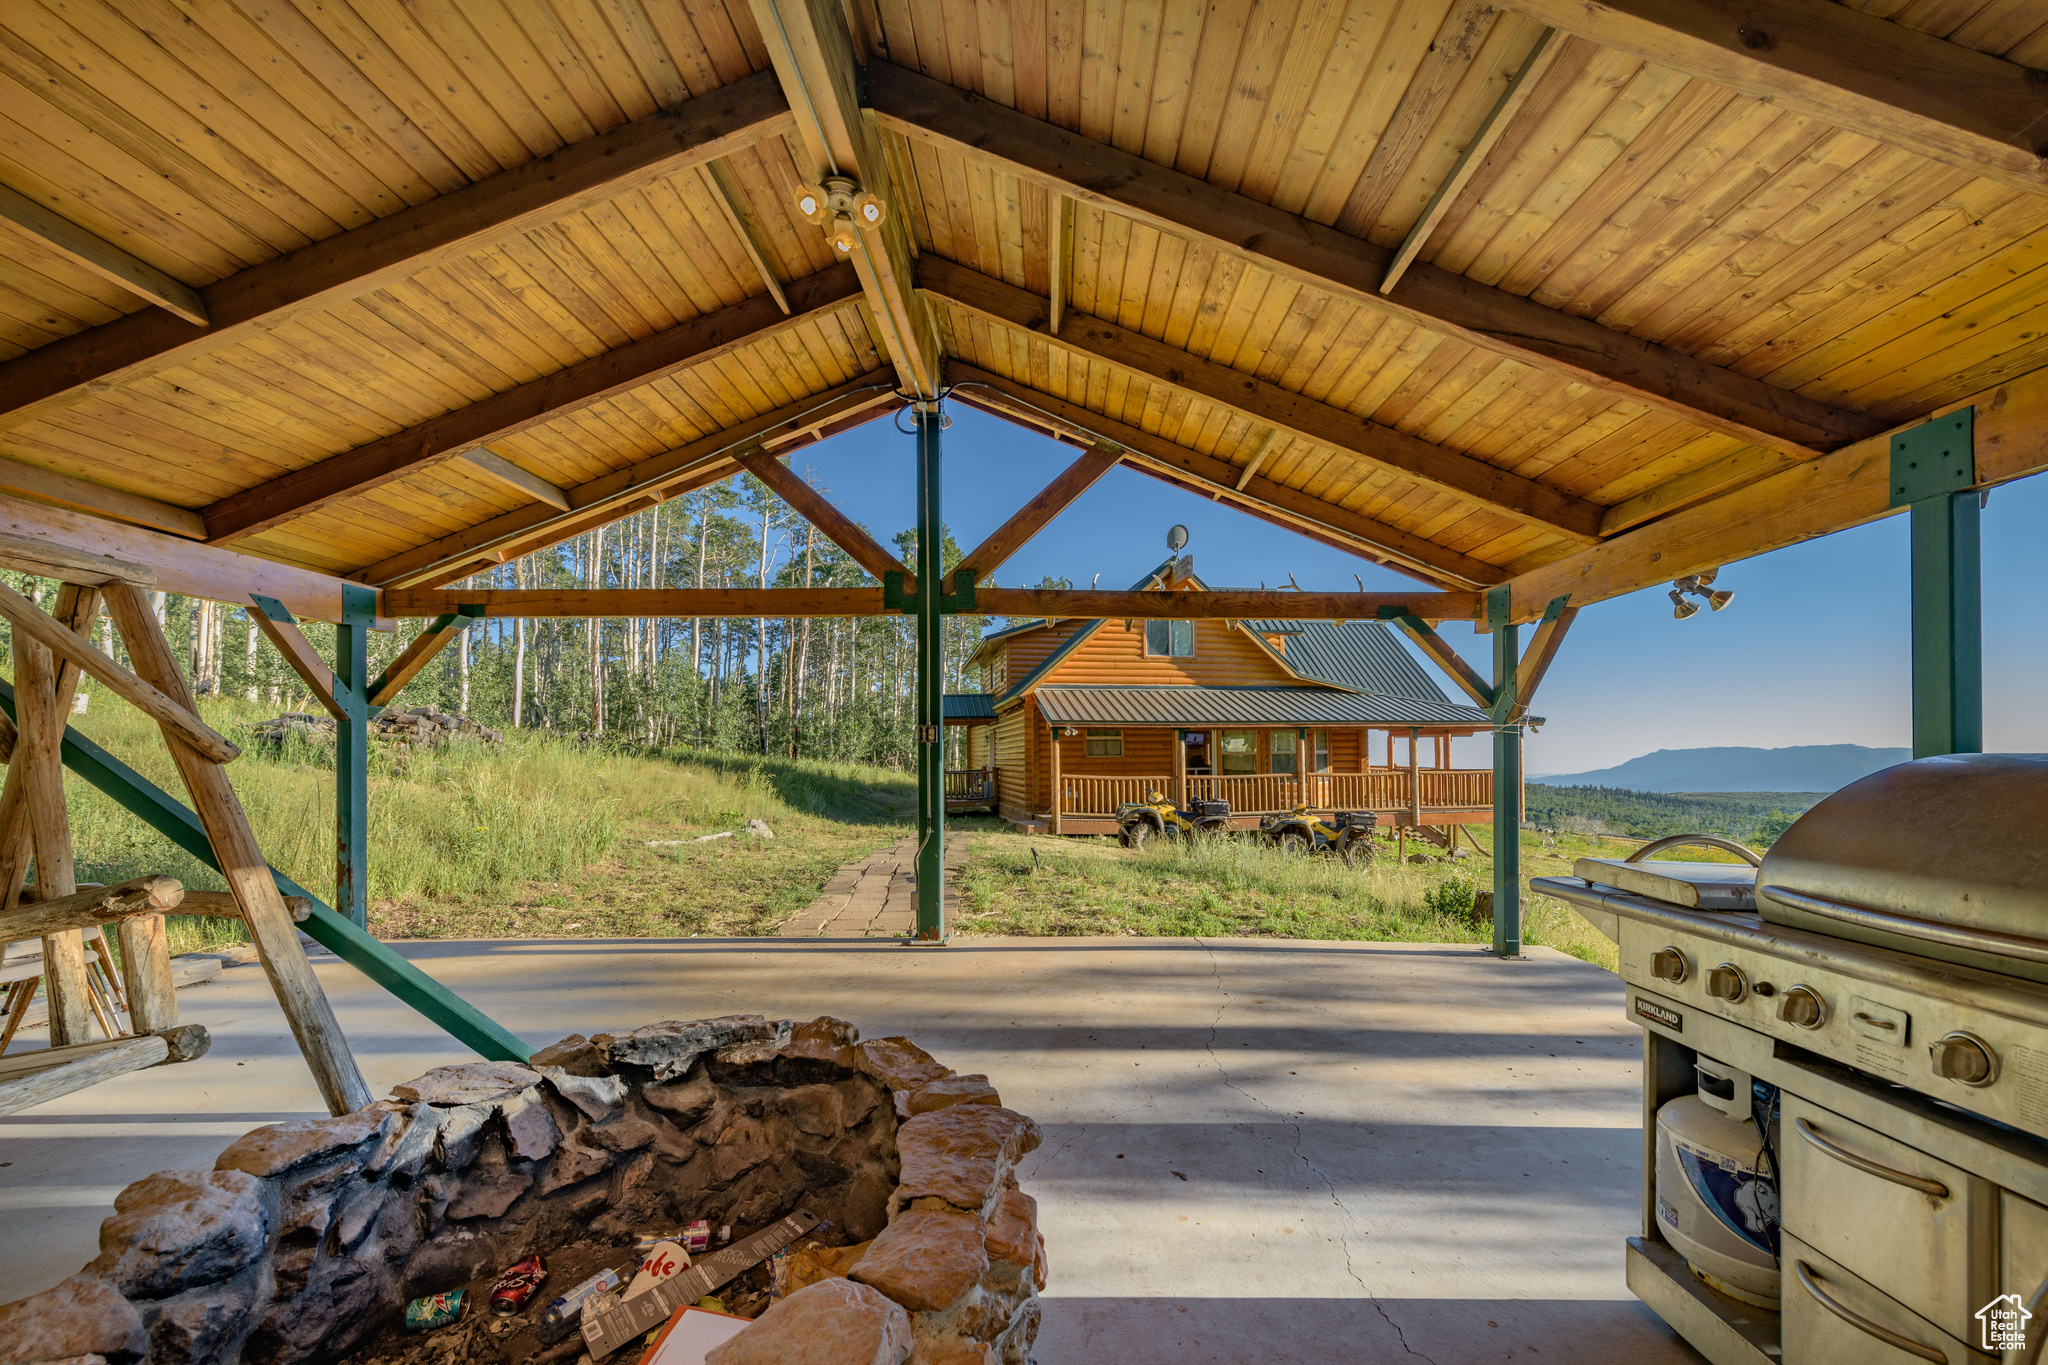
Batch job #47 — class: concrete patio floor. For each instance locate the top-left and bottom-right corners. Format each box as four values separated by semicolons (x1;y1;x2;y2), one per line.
0;936;1702;1363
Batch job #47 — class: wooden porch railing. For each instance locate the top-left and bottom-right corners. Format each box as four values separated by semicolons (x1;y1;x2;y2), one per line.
1055;770;1495;817
945;768;996;803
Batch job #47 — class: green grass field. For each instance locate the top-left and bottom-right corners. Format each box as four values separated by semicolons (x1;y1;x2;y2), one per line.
56;696;1648;970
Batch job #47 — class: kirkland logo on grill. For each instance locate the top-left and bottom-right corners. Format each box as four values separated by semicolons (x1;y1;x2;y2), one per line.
1635;998;1682;1032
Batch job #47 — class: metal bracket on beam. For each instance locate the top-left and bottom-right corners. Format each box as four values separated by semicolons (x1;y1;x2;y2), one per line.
882;570;976;614
1891;407;1981;758
1890;407;1975;506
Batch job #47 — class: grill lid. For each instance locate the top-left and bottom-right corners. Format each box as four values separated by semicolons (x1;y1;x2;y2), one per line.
1758;754;2048;976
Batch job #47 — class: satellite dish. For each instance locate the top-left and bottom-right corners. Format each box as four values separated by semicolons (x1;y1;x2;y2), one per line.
1166;524;1189;552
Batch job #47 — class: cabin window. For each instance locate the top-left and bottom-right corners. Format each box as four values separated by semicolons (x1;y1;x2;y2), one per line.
1220;730;1256;775
1313;729;1330;773
1084;729;1123;757
1270;729;1298;775
1145;619;1194;656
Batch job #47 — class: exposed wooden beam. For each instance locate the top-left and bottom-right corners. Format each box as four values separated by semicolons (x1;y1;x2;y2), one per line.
0;578;239;763
925;256;1601;540
247;598;347;721
1512;599;1578;719
0;530;152;588
457;449;572;512
1512;0;2048;200
869;60;1885;456
0;72;795;434
954;443;1122;584
368;611;479;708
0;184;207;327
701;160;791;314
360;373;900;587
0;456;205;540
385;585;1481;620
1383;27;1566;294
1049;194;1073;337
1501;369;2048;621
733;445;908;583
204;264;865;544
0;493;385;627
947;363;1505;588
0;875;184;940
1599;446;1788;536
750;0;939;396
1234;429;1280;491
1393;615;1496;709
1337;0;1503;237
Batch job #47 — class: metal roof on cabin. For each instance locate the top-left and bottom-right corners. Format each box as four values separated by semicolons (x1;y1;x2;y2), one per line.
1243;620;1451;703
943;694;996;720
1034;686;1491;728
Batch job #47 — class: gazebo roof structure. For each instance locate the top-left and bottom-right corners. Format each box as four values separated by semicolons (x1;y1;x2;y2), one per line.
0;0;2041;626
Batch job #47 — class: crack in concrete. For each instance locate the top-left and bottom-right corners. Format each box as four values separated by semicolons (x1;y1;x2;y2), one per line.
1192;937;1440;1365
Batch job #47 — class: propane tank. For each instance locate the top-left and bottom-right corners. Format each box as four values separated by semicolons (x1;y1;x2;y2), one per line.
1655;1090;1780;1308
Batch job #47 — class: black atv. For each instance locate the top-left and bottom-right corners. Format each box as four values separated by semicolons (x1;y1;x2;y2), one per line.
1258;806;1378;867
1116;791;1232;849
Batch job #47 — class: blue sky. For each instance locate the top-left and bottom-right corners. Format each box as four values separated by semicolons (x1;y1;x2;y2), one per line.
786;404;2048;775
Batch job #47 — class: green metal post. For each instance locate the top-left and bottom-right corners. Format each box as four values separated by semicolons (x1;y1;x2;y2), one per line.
0;678;530;1061
334;584;376;928
1488;586;1521;959
914;402;946;941
1890;407;1981;758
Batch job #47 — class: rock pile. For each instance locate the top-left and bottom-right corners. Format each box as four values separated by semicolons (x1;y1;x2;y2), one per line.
0;1016;1045;1365
252;703;503;750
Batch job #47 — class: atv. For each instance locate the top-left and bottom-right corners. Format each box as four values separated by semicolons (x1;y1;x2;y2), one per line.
1258;806;1378;867
1116;790;1232;849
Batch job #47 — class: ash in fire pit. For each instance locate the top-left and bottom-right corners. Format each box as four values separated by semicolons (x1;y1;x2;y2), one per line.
0;1017;1046;1365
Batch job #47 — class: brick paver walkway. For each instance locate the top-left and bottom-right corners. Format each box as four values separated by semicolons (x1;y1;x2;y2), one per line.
775;833;967;937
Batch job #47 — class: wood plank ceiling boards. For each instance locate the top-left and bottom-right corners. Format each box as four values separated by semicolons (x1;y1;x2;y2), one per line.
0;0;2038;631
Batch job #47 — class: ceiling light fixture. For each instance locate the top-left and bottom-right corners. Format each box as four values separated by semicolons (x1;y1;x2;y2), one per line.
1669;570;1734;619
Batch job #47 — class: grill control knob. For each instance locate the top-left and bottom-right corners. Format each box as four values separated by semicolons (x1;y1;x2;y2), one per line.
1931;1032;1998;1087
1777;985;1826;1030
1650;948;1690;984
1705;964;1749;1003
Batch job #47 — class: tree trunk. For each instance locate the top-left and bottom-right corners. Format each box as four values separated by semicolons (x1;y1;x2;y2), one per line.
512;556;528;728
244;613;259;702
588;528;605;735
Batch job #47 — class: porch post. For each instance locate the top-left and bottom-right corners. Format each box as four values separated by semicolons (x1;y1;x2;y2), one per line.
1489;587;1521;958
1408;726;1422;827
1174;729;1186;807
1890;408;1980;757
1048;721;1061;835
335;583;377;930
913;402;946;941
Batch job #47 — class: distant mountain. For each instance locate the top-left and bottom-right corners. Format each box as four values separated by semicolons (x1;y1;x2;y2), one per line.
1533;744;1911;793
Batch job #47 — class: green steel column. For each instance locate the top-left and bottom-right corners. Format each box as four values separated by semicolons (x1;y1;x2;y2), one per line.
1890;407;1980;758
1488;586;1521;959
336;583;377;929
914;403;947;942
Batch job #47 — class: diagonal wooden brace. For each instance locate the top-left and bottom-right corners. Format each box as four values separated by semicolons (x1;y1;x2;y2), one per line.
734;445;910;586
249;595;351;721
367;606;485;708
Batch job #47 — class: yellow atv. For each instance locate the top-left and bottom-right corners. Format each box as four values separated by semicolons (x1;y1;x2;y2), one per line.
1258;806;1378;867
1116;791;1231;849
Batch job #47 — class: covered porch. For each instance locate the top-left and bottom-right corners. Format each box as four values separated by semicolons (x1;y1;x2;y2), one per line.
1054;767;1495;833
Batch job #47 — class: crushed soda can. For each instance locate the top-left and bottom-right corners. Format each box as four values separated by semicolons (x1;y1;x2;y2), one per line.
683;1221;711;1254
404;1290;465;1331
540;1267;624;1328
490;1255;547;1316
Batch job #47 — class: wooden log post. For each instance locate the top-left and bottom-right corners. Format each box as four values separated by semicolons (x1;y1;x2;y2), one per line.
0;876;183;938
1174;729;1186;809
103;583;370;1115
16;629;89;1044
1048;722;1062;836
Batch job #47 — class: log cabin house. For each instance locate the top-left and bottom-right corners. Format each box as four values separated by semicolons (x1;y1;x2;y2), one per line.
946;563;1500;837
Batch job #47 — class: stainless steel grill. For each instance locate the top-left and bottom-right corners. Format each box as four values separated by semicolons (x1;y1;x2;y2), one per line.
1535;754;2048;1365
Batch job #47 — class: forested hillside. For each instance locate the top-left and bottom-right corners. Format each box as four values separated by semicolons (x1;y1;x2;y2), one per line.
1;470;1011;769
1524;785;1828;846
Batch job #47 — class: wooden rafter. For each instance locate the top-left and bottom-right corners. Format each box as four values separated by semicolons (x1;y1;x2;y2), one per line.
360;373;902;588
869;61;1885;457
384;586;1482;620
733;446;908;583
1500;370;2048;621
953;443;1122;584
946;365;1504;589
924;257;1602;540
0;72;795;434
0;184;207;327
204;264;866;544
457;451;571;513
0;456;205;541
749;0;938;397
1513;0;2048;199
700;160;792;315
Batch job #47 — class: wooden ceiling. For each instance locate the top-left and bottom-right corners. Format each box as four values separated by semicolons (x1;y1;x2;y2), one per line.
0;0;2045;620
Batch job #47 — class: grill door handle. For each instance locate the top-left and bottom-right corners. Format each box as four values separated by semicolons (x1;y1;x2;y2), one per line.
1794;1118;1950;1199
1794;1262;1946;1363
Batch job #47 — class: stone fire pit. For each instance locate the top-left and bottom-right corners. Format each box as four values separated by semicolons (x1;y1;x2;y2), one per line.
0;1016;1046;1365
